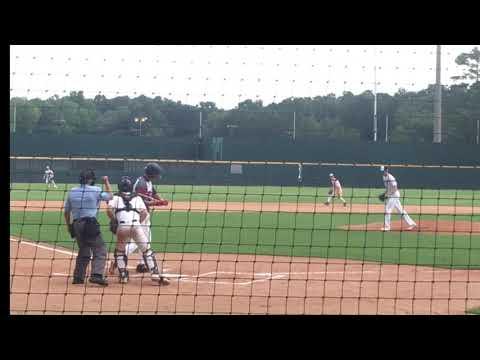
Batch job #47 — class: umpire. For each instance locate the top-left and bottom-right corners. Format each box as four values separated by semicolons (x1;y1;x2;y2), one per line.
64;169;113;286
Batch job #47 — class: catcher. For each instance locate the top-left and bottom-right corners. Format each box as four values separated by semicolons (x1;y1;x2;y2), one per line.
109;163;168;274
324;173;347;207
106;176;169;285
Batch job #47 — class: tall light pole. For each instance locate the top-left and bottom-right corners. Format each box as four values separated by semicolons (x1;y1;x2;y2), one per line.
293;111;296;141
433;45;442;143
373;46;378;142
476;119;479;145
12;101;16;133
134;116;148;136
385;114;389;143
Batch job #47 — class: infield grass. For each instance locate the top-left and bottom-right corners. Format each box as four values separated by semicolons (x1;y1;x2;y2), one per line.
10;208;480;269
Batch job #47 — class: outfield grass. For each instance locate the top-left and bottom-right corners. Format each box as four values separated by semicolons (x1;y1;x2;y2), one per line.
10;209;480;269
9;183;480;207
466;307;480;315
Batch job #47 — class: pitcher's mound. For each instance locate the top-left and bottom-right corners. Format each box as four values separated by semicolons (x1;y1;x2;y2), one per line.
344;220;479;235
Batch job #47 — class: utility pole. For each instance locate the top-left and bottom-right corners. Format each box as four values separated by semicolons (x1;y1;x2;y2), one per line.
433;45;442;143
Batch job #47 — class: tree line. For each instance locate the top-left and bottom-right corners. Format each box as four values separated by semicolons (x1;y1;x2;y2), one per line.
10;48;480;144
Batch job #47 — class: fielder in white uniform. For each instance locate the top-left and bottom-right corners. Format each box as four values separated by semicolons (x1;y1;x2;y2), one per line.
44;166;57;188
380;166;416;231
324;173;347;206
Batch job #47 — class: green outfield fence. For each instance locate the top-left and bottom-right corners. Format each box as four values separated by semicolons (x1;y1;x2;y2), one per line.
9;156;480;315
11;134;480;188
9;155;480;189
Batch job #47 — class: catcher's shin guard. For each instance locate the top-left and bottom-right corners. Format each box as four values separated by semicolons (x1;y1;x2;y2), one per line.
115;251;128;271
115;251;129;283
143;249;170;285
142;249;159;273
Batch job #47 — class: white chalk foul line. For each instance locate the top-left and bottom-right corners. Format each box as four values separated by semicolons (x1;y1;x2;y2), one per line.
10;237;77;256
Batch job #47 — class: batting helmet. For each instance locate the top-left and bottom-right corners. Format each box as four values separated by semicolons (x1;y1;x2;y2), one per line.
79;169;96;185
118;176;134;193
144;163;164;178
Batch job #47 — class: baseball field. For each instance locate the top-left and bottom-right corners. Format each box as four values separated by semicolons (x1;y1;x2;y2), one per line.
10;182;480;314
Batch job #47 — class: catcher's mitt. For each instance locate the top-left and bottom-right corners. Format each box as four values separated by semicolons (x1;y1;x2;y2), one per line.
328;190;333;195
153;199;169;206
378;193;387;202
109;219;118;234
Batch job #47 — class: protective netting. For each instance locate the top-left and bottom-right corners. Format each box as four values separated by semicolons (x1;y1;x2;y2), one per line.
9;45;480;314
9;157;480;314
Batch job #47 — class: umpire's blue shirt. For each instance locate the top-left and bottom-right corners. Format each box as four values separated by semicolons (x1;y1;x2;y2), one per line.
64;185;112;220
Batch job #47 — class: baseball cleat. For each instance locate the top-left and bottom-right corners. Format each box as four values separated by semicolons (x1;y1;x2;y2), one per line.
136;263;149;273
407;225;417;230
119;269;129;284
89;275;108;286
380;227;390;232
343;203;347;207
159;277;170;285
151;272;170;285
324;202;330;206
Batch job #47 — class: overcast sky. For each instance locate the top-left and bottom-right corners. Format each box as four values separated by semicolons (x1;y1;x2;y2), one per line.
10;45;479;110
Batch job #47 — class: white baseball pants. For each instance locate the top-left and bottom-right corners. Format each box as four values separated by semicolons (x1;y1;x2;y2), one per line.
125;214;151;263
384;197;416;230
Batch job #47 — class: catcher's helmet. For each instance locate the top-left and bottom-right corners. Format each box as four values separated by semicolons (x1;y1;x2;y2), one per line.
118;176;134;193
144;163;164;178
79;169;96;185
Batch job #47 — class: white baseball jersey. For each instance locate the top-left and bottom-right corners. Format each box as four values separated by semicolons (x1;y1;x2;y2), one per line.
383;173;400;198
108;195;146;226
331;179;342;192
45;169;54;180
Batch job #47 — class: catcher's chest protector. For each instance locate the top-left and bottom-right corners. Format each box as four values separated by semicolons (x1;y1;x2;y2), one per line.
115;193;140;215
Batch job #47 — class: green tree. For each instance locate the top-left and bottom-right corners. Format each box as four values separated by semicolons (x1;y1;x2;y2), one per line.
10;98;41;134
390;88;433;143
451;47;480;83
199;101;218;112
33;96;65;134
